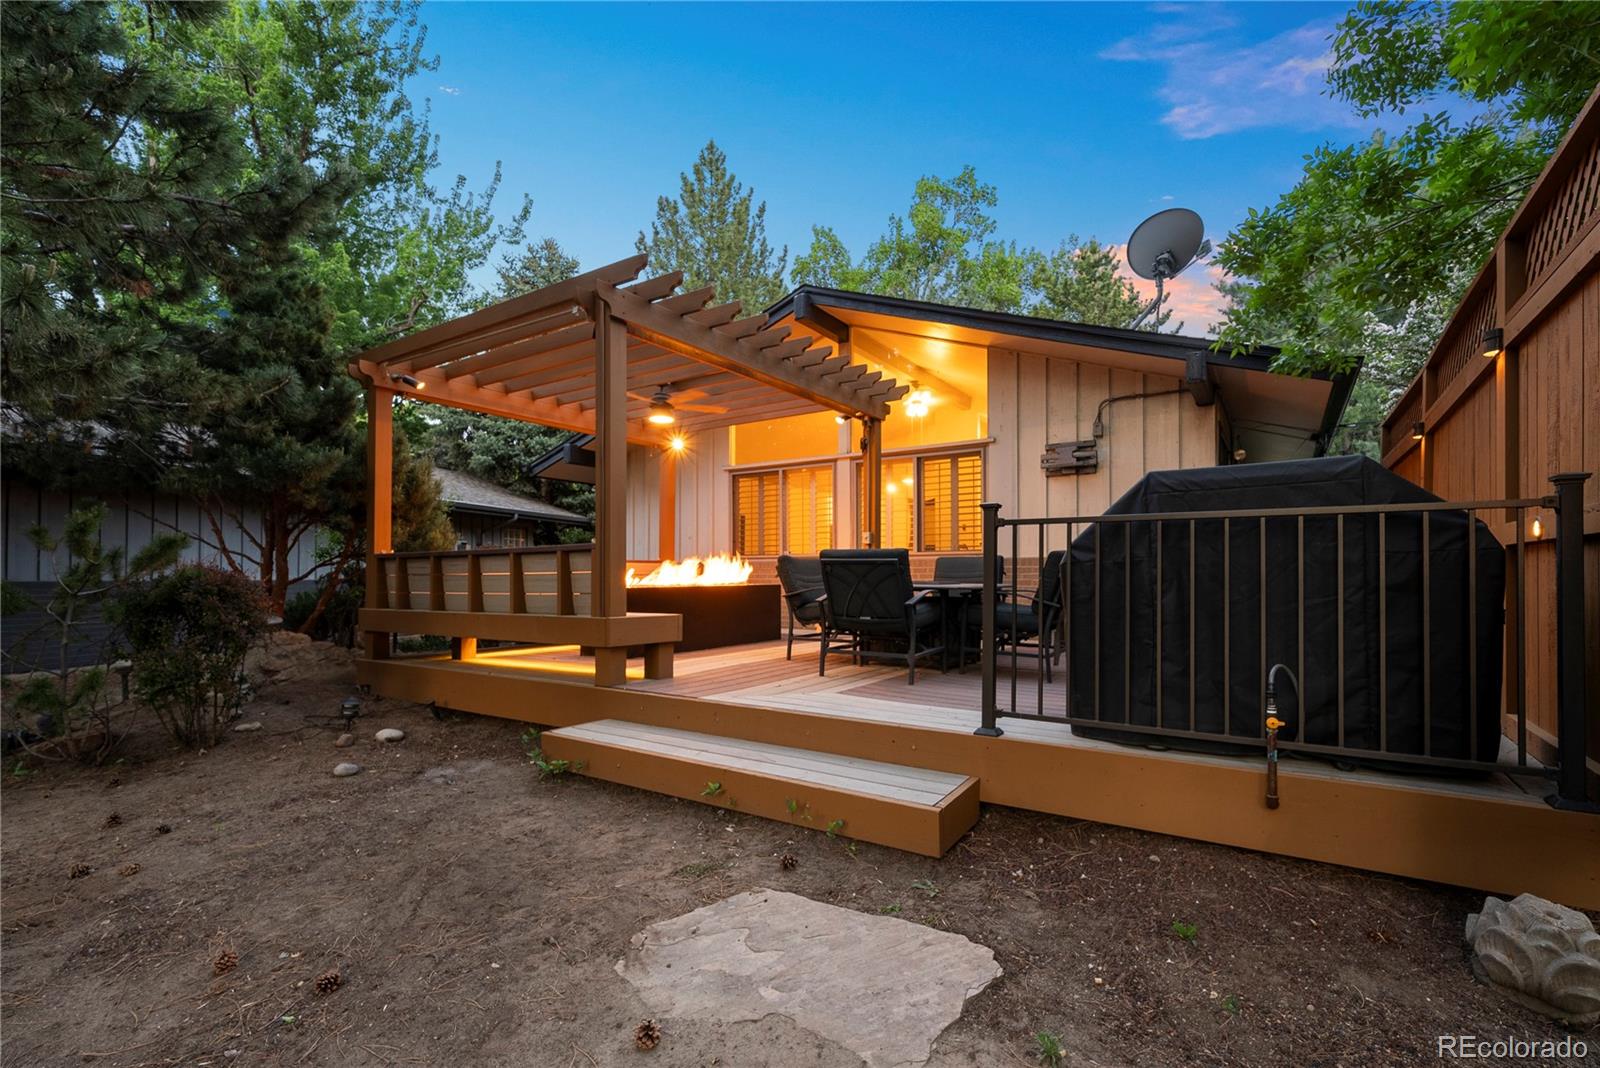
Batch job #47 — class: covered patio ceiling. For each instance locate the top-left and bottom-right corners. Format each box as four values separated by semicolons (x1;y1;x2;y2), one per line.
348;255;908;441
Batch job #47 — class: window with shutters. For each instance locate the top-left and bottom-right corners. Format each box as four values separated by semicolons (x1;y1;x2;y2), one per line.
783;465;833;554
732;471;780;556
733;466;834;556
919;452;983;551
855;450;983;552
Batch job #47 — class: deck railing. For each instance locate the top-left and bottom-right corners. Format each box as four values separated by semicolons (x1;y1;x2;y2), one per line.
369;543;594;615
976;474;1594;809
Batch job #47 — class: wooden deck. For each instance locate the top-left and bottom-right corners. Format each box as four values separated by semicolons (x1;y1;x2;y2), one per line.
355;640;1600;907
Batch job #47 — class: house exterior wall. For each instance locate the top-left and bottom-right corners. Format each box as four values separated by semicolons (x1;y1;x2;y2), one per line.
623;348;1222;568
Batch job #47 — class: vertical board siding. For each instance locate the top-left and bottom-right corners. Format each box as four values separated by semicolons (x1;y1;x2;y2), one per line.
986;348;1218;526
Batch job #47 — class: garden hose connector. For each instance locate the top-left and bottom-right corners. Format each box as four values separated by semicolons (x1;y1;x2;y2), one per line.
1263;663;1299;812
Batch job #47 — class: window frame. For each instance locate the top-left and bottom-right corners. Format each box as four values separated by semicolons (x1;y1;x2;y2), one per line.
852;444;986;553
730;462;836;556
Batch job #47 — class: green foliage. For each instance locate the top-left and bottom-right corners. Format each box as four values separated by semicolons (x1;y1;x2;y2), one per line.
796;166;1029;312
637;141;789;310
702;781;724;797
522;727;582;778
1030;237;1166;330
392;422;455;552
1171;920;1198;942
825;818;846;839
910;878;938;898
1221;993;1242;1015
1214;1;1600;375
118;565;270;749
1;503;186;761
879;903;902;915
1034;1030;1065;1067
496;238;581;300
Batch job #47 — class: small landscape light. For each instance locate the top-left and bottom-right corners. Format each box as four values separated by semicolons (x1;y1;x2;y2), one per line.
388;372;425;391
1232;448;1248;462
1411;421;1425;441
340;697;361;726
1481;327;1504;360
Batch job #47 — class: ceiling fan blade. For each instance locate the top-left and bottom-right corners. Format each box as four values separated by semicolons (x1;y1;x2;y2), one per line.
678;402;729;414
626;390;656;403
671;387;711;402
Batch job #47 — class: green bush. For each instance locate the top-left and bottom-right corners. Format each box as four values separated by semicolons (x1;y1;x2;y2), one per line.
118;566;269;748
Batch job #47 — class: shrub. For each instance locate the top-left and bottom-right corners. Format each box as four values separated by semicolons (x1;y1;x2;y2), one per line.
118;566;269;748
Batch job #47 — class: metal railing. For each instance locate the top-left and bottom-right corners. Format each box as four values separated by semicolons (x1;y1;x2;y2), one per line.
977;474;1594;809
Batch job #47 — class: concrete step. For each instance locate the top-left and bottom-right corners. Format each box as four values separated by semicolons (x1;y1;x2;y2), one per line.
541;719;980;856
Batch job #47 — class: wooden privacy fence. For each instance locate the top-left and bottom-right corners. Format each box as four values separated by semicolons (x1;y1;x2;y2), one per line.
1380;85;1599;786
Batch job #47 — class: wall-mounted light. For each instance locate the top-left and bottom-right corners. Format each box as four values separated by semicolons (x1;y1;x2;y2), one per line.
388;372;425;391
1411;421;1425;441
1232;447;1248;462
667;434;687;453
834;414;847;425
1481;327;1504;360
1531;516;1544;539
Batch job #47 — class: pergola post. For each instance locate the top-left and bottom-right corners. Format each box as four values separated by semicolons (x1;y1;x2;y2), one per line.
363;387;394;659
593;302;629;686
658;445;678;561
861;417;883;549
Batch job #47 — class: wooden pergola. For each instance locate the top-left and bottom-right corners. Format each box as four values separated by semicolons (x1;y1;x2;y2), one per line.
348;255;907;683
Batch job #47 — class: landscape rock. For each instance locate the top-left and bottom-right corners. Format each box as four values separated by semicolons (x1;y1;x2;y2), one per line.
616;888;1002;1068
334;733;355;748
232;721;262;733
1465;892;1600;1023
332;763;362;778
375;728;405;743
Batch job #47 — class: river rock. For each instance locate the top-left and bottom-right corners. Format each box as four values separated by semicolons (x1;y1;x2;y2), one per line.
333;763;362;778
232;721;262;732
1465;893;1600;1023
334;733;355;748
375;728;405;743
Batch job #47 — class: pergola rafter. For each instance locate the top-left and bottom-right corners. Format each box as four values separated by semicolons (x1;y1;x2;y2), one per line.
351;254;903;683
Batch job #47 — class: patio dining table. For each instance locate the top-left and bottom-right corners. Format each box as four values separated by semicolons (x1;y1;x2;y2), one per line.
911;580;984;673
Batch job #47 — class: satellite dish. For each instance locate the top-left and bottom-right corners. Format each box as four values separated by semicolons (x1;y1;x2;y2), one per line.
1125;208;1211;329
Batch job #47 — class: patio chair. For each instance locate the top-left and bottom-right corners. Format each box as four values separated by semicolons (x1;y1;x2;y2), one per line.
776;554;826;661
993;549;1066;682
933;554;1004;669
817;549;945;684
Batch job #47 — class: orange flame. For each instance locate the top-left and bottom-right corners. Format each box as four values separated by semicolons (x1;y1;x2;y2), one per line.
625;554;753;587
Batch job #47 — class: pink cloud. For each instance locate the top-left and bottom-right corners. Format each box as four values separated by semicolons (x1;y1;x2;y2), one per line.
1107;242;1229;335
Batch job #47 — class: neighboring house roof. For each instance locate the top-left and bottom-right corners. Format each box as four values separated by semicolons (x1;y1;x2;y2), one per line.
526;434;597;485
765;286;1357;463
434;467;592;526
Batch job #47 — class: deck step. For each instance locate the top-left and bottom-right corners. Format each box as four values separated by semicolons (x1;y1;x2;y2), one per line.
540;720;980;857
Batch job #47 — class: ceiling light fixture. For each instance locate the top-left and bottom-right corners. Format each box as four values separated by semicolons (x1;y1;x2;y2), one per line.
647;388;676;426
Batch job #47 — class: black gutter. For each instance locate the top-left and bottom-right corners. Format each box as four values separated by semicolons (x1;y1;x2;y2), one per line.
767;285;1312;378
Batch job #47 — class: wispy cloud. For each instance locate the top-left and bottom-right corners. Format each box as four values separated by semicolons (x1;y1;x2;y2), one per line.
439;85;462;97
1103;8;1354;139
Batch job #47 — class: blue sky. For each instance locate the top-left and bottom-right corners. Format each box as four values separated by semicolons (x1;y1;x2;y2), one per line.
417;1;1375;328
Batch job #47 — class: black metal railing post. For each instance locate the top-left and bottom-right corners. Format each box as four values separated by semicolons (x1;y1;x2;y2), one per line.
975;502;1003;737
1550;472;1594;809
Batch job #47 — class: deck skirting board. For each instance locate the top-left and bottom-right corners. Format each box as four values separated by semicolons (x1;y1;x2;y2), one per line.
356;655;1600;908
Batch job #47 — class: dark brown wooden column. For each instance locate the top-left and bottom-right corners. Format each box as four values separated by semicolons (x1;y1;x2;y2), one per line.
593;303;629;686
861;417;883;549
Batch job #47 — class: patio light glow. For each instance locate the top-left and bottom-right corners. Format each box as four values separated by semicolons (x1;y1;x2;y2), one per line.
904;384;933;418
1531;516;1543;539
1482;327;1504;359
1411;421;1425;441
668;434;687;452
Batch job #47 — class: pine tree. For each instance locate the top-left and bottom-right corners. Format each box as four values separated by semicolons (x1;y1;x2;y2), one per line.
392;424;455;552
1029;237;1169;330
495;237;580;299
636;141;788;311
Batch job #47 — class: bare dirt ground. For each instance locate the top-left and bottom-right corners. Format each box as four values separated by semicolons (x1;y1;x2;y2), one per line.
2;636;1595;1068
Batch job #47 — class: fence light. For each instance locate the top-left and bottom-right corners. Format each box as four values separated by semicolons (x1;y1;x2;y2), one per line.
1531;516;1543;539
1481;327;1504;360
1410;421;1425;441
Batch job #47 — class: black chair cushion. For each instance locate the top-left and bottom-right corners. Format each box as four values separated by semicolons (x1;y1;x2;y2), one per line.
777;554;826;620
933;554;1005;587
994;603;1040;636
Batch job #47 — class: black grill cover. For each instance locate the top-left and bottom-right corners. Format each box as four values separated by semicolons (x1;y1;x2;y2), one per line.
1066;456;1505;767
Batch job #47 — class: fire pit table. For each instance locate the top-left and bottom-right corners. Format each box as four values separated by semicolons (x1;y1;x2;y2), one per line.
625;557;781;652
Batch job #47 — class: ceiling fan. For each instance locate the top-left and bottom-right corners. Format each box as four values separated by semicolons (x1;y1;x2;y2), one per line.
627;383;728;425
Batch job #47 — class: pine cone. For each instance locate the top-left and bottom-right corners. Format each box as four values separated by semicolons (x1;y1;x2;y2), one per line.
68;863;92;880
633;1019;661;1051
118;863;141;877
213;949;239;975
156;824;173;835
779;853;797;871
314;968;342;994
104;812;122;828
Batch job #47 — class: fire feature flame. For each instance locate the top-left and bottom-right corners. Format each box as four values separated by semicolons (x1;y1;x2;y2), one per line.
625;554;753;587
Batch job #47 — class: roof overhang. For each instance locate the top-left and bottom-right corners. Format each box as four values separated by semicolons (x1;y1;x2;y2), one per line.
768;286;1355;461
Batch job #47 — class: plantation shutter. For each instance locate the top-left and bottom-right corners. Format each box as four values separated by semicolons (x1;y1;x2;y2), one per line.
733;472;779;556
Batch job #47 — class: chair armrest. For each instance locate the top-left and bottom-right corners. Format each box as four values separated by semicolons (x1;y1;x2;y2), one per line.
783;584;824;607
905;588;937;607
